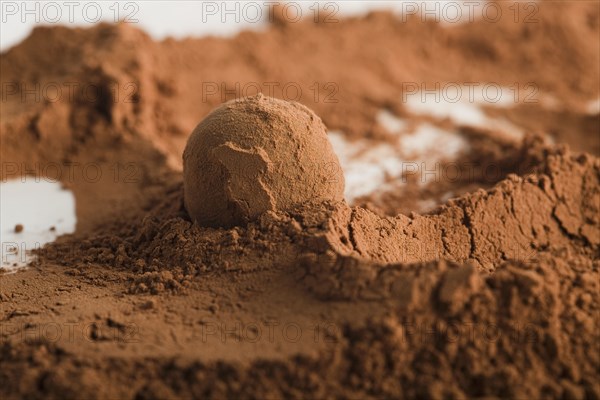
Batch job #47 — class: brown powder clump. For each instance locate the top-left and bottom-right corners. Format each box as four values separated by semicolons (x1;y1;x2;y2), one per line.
0;2;599;399
183;94;345;228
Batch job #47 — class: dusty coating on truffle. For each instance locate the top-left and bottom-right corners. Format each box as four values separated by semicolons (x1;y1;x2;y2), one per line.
183;94;345;227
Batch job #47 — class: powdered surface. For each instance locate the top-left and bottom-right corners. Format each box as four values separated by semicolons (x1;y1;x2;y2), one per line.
1;2;599;399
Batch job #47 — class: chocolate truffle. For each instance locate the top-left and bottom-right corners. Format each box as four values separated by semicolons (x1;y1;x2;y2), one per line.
183;94;345;228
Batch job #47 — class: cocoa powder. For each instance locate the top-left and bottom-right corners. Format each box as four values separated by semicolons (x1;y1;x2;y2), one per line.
1;2;599;399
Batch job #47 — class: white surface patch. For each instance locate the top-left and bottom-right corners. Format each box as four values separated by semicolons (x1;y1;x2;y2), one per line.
328;132;403;199
329;115;469;202
1;180;76;272
403;87;524;140
332;83;532;203
376;110;407;134
401;123;467;157
587;98;600;115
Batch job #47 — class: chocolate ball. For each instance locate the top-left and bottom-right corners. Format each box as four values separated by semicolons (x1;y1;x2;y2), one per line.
183;94;345;228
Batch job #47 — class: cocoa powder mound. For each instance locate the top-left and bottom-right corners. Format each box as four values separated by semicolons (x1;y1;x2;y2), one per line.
1;2;599;399
5;138;597;399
